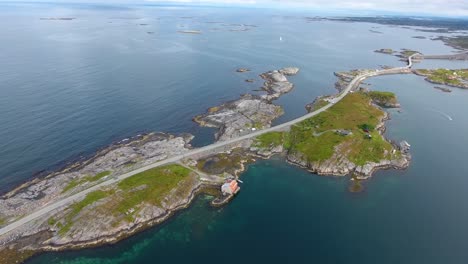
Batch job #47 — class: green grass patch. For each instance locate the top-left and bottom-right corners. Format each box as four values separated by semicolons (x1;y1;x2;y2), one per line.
197;149;253;176
311;99;329;111
48;217;57;226
62;171;112;194
420;69;468;86
86;171;111;182
0;218;5;226
62;179;81;194
255;132;285;148
345;131;393;166
401;50;418;57
115;164;191;220
285;92;398;164
368;91;396;104
59;190;109;235
295;93;382;134
358;123;375;131
289;130;345;162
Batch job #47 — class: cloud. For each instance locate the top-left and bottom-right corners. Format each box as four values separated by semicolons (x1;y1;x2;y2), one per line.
144;0;468;16
4;0;468;16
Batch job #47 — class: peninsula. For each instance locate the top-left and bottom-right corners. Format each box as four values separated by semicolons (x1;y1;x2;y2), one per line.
0;55;423;263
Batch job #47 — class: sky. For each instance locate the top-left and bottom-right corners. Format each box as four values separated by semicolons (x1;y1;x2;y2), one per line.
152;0;468;16
4;0;468;16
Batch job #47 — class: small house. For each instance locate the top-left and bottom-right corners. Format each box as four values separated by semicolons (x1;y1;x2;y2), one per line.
221;180;240;195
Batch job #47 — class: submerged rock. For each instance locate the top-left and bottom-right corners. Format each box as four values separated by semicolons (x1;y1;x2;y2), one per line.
236;68;250;73
279;67;300;76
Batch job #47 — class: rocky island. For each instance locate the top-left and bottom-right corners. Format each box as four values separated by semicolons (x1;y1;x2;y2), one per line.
374;48;395;54
250;91;409;178
193;94;284;141
0;133;224;263
0;66;412;264
414;69;468;89
193;67;299;141
434;86;452;93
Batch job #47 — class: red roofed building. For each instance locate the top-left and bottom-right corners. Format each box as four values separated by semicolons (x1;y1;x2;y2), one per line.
221;180;240;195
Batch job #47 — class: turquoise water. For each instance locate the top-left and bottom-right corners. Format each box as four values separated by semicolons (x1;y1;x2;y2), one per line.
1;3;468;264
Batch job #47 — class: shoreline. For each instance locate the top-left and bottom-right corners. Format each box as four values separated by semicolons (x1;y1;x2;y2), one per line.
1;132;170;198
0;64;415;264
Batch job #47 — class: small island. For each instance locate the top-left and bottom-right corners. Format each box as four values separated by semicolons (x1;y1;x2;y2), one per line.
236;68;250;72
414;69;468;89
0;66;411;263
374;48;395;54
434;86;452;93
367;90;401;108
194;67;299;141
251;91;409;178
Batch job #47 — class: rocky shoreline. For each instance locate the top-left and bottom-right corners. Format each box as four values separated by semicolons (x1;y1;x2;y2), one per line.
193;67;299;141
0;67;300;263
250;110;410;180
0;66;413;264
0;132;208;263
413;69;468;89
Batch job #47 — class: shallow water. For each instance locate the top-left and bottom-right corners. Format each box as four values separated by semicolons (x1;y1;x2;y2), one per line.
1;3;468;264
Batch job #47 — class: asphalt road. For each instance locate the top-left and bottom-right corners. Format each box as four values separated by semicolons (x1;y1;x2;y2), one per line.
0;55;416;237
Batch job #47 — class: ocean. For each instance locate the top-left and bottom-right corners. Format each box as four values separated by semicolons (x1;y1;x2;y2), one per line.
1;3;467;263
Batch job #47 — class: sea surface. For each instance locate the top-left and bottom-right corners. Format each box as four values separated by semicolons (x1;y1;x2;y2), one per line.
1;3;468;264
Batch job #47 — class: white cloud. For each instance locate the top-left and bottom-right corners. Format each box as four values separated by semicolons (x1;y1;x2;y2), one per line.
4;0;468;16
144;0;468;16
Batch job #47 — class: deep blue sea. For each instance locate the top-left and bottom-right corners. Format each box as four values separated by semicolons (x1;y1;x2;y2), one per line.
1;3;468;264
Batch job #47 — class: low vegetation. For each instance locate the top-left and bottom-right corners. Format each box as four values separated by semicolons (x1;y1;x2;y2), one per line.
289;92;396;164
197;148;254;175
256;92;399;165
443;36;468;50
62;171;111;194
307;98;329;112
375;48;394;54
57;165;194;234
416;69;468;87
115;165;191;219
400;49;418;57
367;91;396;103
254;132;286;148
59;190;109;235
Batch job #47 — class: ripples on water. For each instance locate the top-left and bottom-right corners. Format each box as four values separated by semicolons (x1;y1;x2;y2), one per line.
2;3;468;264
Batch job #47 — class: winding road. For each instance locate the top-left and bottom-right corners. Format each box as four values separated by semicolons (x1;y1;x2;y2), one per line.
0;55;416;237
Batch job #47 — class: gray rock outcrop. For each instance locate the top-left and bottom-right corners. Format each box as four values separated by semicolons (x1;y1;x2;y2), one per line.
260;67;299;100
0;133;193;221
193;94;283;141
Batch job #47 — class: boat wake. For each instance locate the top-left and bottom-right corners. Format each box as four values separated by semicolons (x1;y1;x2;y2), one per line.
430;109;453;121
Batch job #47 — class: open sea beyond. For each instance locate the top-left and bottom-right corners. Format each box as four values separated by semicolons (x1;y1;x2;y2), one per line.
1;3;468;263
